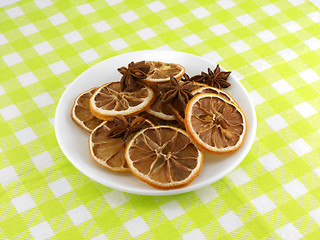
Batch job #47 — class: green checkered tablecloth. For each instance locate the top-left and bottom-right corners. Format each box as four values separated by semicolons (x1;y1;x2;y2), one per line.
1;0;320;239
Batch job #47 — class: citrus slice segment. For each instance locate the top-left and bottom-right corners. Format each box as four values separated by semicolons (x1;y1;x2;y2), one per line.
125;126;203;189
89;117;154;172
89;82;155;120
185;93;246;154
142;61;185;84
71;88;103;133
191;86;237;105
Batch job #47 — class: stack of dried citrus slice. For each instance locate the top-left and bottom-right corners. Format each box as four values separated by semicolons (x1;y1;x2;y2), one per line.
71;60;246;190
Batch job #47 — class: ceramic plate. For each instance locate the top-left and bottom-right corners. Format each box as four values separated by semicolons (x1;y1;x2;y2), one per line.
55;50;257;196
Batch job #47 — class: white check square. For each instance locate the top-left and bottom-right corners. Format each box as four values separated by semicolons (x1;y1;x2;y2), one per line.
277;49;298;61
236;14;255;26
77;4;95;15
15;127;37;145
104;190;128;208
137;28;156;40
294;102;317;118
105;0;122;6
257;30;277;43
289;138;313;157
33;93;54;108
147;1;166;12
125;216;149;238
265;114;288;132
33;41;53;55
218;211;243;233
228;167;251;186
0;34;8;45
183;229;206;240
183;34;202;46
92;21;111;32
191;7;210;19
32;151;54;170
49;177;73;197
217;0;236;9
298;69;319;84
3;52;23;66
210;24;230;36
164;17;184;30
6;6;24;18
0;166;19;185
304;37;320;51
12;193;36;213
29;221;54;240
49;13;67;26
271;79;293;95
195;185;219;203
35;0;53;9
282;21;302;33
109;38;128;51
277;223;302;240
307;11;320;23
251;194;276;214
120;10;139;23
160;200;185;220
309;207;320;226
0;104;21;121
230;40;250;53
68;205;92;226
261;4;281;16
79;49;99;63
283;179;308;199
289;0;305;6
249;90;265;106
18;72;38;87
259;153;283;171
49;61;70;75
63;30;83;44
250;59;271;72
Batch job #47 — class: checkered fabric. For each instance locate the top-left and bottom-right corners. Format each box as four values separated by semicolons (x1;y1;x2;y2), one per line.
0;0;320;239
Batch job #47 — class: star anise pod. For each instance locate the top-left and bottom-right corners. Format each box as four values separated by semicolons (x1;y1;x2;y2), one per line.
159;76;194;108
107;115;146;140
117;61;150;91
181;73;191;81
190;64;231;89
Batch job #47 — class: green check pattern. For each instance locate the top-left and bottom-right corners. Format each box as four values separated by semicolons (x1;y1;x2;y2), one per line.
1;0;320;239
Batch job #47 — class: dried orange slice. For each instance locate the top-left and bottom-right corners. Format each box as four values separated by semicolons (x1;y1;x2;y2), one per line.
89;82;155;120
71;88;103;133
142;61;185;84
192;86;237;105
125;126;203;189
185;93;246;154
89;116;154;172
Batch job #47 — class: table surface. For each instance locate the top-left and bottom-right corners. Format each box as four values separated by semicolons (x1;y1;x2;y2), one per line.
0;0;320;239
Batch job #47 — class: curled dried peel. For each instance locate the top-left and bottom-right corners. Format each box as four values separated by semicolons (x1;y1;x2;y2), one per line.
71;88;103;133
185;93;246;154
125;126;203;189
142;61;185;83
191;86;238;106
89;119;154;172
89;82;155;120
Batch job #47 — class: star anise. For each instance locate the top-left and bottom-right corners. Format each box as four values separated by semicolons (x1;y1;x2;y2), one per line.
107;115;147;140
117;61;150;91
190;64;231;89
160;76;194;108
181;73;191;81
159;76;194;125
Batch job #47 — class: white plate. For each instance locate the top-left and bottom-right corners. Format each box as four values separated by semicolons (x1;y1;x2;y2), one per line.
55;50;257;196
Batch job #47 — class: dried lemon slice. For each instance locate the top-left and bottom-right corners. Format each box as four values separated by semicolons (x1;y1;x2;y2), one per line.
185;93;246;154
125;126;203;189
142;61;185;84
89;82;155;120
89;116;154;172
191;86;237;105
71;88;103;133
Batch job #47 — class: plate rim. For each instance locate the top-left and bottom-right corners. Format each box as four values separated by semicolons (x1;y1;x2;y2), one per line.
54;50;257;196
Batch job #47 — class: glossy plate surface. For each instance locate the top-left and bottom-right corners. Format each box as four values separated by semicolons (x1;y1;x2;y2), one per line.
55;50;257;196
